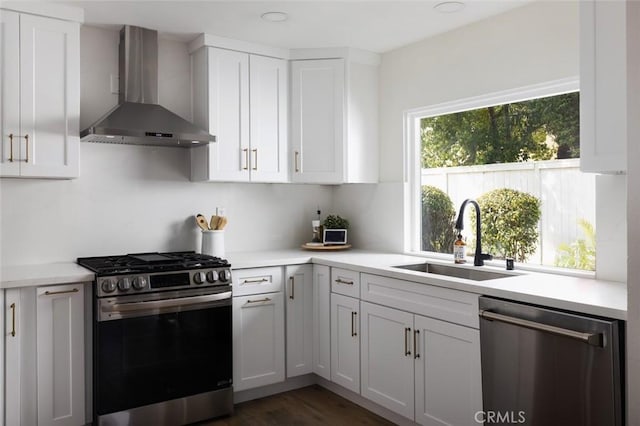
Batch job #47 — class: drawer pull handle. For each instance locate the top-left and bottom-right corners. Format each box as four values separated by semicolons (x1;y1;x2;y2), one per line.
242;278;269;284
414;329;420;359
335;278;354;285
252;149;258;171
44;288;79;296
289;277;295;300
9;133;14;162
405;327;411;356
245;297;272;305
10;303;16;337
242;148;249;170
351;311;358;337
294;151;300;172
24;134;29;163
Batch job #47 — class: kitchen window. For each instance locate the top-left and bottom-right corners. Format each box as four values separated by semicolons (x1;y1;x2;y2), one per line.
406;79;596;271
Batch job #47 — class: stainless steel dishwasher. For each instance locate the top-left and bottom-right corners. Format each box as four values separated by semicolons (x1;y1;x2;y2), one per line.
479;296;624;426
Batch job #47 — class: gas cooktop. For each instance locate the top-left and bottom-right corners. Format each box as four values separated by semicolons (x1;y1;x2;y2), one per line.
77;251;229;276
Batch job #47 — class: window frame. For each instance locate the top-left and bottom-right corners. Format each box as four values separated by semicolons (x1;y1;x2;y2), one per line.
403;77;594;276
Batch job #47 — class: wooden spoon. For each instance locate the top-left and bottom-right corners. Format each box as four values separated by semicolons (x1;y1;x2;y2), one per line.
216;216;228;230
210;215;221;230
195;214;210;231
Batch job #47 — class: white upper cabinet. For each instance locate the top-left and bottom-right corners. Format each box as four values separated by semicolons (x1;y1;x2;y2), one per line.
0;9;80;178
580;0;627;173
249;55;288;182
290;54;379;184
191;47;288;182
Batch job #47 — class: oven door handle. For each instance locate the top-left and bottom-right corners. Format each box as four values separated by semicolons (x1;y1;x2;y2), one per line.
100;291;232;321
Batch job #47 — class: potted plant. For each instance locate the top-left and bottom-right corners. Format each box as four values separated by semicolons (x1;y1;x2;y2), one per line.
322;215;349;245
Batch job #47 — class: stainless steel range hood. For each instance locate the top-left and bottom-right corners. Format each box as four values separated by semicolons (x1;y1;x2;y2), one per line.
81;26;215;147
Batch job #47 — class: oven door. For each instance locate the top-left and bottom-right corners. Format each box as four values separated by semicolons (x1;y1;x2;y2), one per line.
94;287;232;417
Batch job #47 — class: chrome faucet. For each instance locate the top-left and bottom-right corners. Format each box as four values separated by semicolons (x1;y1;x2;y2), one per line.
455;199;493;266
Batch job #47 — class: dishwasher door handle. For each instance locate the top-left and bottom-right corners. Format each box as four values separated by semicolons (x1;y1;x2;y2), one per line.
480;310;604;347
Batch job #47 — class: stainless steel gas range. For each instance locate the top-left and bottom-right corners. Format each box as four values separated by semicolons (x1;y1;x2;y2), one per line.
77;251;233;426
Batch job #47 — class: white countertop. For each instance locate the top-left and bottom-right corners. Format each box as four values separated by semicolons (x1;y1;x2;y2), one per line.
1;249;627;320
227;249;627;320
0;262;95;289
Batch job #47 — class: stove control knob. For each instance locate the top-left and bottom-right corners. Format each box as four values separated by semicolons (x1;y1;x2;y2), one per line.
118;277;131;292
132;276;147;290
219;269;231;283
193;271;206;284
206;270;218;283
101;279;116;293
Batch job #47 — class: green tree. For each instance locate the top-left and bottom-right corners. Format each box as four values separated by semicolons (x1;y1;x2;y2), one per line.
421;92;579;167
554;219;596;270
421;186;456;253
471;188;541;262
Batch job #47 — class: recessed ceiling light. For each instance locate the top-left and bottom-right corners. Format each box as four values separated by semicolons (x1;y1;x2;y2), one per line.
261;11;288;23
434;1;465;13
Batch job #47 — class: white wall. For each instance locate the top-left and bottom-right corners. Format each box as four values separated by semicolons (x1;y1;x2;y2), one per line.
0;25;332;266
348;0;626;282
378;1;580;183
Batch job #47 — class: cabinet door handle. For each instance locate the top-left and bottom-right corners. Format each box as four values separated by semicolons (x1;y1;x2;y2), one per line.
252;149;258;171
10;303;16;337
24;134;29;163
44;288;79;296
242;148;249;170
351;311;358;337
405;327;412;356
8;133;14;162
294;151;300;172
242;278;269;284
335;278;354;285
414;329;420;359
289;276;295;300
245;297;272;305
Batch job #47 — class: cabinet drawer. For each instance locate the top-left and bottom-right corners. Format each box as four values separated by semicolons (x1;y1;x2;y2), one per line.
331;268;360;298
232;267;283;296
361;273;479;328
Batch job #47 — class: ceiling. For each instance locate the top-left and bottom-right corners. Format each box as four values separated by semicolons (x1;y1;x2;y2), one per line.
59;1;532;53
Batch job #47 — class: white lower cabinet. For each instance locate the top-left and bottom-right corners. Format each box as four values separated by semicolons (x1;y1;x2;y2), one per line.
285;264;313;377
414;315;482;426
36;285;85;426
360;299;482;425
330;293;360;393
5;284;86;426
360;302;415;419
312;265;331;380
359;273;482;425
232;292;285;391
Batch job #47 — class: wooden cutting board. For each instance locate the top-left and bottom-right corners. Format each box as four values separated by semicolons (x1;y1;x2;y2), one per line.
301;243;352;251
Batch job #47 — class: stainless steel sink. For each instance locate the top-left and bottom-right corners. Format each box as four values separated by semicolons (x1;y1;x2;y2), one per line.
392;263;513;281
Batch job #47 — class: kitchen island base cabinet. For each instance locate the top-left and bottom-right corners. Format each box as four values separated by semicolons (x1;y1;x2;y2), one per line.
330;293;360;394
285;264;313;378
232;292;285;391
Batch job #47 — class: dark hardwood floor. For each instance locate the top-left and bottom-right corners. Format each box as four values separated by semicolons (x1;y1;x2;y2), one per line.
201;385;394;425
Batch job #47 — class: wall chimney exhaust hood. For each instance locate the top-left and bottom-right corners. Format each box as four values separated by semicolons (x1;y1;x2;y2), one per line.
80;25;215;147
